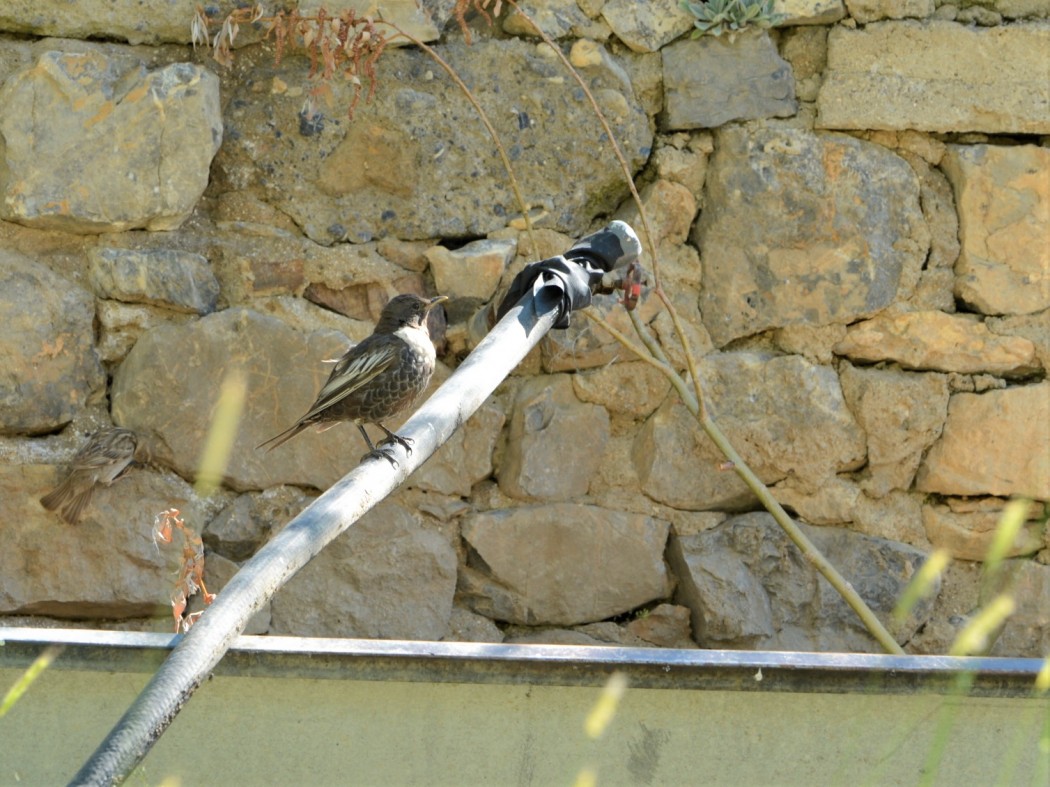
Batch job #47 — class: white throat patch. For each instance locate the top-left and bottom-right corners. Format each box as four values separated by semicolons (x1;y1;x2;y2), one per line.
394;325;437;362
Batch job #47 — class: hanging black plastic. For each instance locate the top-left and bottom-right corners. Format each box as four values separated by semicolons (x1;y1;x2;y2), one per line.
495;220;640;329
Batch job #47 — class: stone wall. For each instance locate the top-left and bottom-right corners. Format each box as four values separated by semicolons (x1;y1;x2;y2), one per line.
0;0;1046;656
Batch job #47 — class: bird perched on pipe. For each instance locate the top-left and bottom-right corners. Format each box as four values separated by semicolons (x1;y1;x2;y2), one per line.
40;427;143;524
258;293;448;465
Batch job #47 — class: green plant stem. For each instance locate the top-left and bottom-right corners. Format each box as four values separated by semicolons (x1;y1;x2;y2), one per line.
0;645;63;718
505;2;655;274
647;287;709;419
581;310;682;394
514;0;900;654
626;306;706;420
503;1;708;416
584;309;907;656
467;0;901;656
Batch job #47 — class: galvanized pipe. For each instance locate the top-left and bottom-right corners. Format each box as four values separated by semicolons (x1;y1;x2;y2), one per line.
4;627;1044;697
70;287;564;786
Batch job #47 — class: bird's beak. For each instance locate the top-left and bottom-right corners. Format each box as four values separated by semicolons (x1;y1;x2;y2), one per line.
425;295;449;311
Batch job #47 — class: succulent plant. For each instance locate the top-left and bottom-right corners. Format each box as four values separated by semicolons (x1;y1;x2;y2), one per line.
681;0;786;39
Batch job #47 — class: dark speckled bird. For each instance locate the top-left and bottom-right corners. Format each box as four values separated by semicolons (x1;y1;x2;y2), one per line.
258;293;448;464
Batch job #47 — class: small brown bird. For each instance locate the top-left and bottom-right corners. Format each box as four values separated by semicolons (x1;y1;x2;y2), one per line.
40;427;140;524
258;293;448;465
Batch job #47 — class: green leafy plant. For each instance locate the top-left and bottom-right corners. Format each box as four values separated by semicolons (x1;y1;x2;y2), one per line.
681;0;786;39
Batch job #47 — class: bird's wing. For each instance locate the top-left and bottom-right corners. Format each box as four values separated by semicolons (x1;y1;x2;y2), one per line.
73;449;122;471
71;430;135;471
300;338;399;422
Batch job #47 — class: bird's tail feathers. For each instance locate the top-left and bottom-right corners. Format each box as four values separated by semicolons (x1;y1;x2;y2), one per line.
256;422;310;452
40;477;94;525
40;476;76;511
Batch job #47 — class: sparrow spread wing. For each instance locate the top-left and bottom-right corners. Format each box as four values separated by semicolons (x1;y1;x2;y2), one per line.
71;431;136;471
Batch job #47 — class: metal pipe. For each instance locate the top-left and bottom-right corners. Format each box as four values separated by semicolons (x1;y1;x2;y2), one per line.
70;288;564;786
3;627;1044;698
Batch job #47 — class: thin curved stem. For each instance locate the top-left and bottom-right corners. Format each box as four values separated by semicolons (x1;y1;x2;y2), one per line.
581;310;685;398
584;308;906;656
513;0;898;653
502;2;656;276
501;1;708;415
650;287;709;419
381;23;536;248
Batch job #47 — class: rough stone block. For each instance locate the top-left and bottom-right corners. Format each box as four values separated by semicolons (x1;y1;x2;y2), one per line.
89;248;220;315
1;464;217;618
0;253;104;435
923;499;1046;561
834;311;1039;376
425;239;516;301
917;383;1050;499
669;513;937;651
270;501;457;639
409;401;505;497
817;21;1050;133
0;52;222;232
844;0;934;23
460;503;672;625
774;0;847;23
839;365;950;497
661;31;797;130
499;375;610;501
112;308;364;491
601;0;695;52
943;144;1050;316
634;353;866;510
213;39;651;243
694;125;928;347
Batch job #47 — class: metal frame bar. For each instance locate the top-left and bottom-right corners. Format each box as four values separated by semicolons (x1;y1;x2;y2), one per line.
2;627;1043;699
